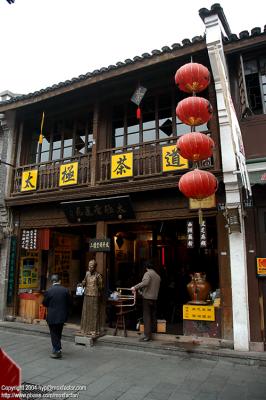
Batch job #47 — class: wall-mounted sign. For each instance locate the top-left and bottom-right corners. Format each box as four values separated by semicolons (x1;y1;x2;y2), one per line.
21;170;38;192
257;258;266;277
89;239;111;252
61;195;135;223
111;152;133;179
200;220;207;248
21;229;38;250
189;194;216;209
187;220;194;248
183;304;215;321
162;145;188;172
59;162;78;186
19;256;39;289
7;236;17;305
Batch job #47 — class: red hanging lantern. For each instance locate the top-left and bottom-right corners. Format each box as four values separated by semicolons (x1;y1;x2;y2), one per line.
176;132;214;162
176;97;213;126
175;63;210;93
178;169;218;199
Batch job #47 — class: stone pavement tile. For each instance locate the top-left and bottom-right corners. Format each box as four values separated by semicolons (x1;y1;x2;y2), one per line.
246;381;266;398
42;370;84;386
199;376;228;391
178;378;207;393
113;385;151;400
84;374;119;397
168;392;194;400
218;383;247;399
24;375;52;385
196;392;218;400
92;388;125;400
146;391;171;400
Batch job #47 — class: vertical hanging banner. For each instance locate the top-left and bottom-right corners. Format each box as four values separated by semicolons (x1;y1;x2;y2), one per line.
21;229;38;250
7;236;17;305
187;220;194;248
200;220;207;248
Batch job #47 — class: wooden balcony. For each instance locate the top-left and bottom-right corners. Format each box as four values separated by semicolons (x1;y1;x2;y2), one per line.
10;135;217;201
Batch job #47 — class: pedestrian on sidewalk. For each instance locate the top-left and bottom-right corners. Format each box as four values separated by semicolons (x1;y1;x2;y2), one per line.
42;274;72;359
131;260;161;342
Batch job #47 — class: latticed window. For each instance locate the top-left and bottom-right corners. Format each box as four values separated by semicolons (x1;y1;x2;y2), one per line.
112;90;208;150
242;55;266;115
27;114;93;164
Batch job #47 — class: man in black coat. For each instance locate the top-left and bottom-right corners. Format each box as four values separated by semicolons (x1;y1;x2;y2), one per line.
42;274;72;359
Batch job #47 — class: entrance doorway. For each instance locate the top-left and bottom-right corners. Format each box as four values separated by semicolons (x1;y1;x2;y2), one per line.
108;217;219;335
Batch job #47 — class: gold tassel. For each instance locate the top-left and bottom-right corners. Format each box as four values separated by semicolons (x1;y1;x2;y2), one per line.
38;112;45;144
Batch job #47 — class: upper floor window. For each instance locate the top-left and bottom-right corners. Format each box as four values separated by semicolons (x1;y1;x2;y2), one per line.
27;113;93;165
112;90;208;150
244;56;266;114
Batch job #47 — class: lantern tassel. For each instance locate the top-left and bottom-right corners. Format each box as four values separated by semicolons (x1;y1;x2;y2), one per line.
136;106;141;119
198;207;203;225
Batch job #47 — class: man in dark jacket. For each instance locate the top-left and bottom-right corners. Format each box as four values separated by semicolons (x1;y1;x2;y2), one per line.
42;274;72;359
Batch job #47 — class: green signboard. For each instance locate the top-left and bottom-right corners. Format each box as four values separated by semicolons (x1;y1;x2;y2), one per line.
7;236;17;305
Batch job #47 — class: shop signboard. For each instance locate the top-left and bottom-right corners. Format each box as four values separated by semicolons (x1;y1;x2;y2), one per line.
183;304;215;321
21;169;38;191
162;145;188;172
7;236;17;305
186;220;194;248
111;152;133;179
59;162;78;186
89;239;111;252
256;258;266;277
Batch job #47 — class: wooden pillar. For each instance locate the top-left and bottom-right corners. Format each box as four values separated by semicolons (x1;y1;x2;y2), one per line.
95;220;107;330
217;212;233;340
91;103;99;186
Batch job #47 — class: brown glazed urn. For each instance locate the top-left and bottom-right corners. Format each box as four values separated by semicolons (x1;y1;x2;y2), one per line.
187;272;211;304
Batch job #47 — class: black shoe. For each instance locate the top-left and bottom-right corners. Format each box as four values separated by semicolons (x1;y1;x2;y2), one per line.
139;337;152;342
50;351;62;359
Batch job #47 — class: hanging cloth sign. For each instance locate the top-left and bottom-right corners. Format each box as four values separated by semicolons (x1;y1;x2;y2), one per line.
187;221;194;248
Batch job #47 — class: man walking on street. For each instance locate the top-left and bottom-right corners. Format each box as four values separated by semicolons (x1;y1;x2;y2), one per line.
42;274;72;358
131;260;161;342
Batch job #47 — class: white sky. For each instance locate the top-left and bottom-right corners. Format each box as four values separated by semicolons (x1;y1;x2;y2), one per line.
1;0;265;95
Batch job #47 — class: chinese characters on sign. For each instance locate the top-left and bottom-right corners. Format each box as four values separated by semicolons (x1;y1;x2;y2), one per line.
21;229;38;250
89;239;111;252
61;195;135;223
187;221;194;248
200;220;207;248
7;236;17;305
21;170;38;192
59;162;78;186
162;145;188;172
111;153;133;179
256;258;266;277
183;304;215;321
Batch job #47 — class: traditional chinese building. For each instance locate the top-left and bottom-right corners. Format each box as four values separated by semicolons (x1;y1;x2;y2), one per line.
0;4;265;352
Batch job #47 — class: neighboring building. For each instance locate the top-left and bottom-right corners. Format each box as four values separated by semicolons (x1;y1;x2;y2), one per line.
0;4;265;352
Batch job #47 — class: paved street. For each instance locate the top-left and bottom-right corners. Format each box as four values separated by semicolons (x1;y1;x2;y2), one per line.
1;330;266;400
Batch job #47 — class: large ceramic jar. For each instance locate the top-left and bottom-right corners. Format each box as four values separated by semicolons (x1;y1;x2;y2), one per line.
187;272;211;304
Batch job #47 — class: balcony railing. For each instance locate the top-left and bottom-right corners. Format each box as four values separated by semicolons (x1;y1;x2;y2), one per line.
11;134;215;195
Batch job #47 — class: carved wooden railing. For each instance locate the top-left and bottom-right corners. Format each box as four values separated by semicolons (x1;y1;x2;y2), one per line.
12;154;92;195
11;133;215;195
